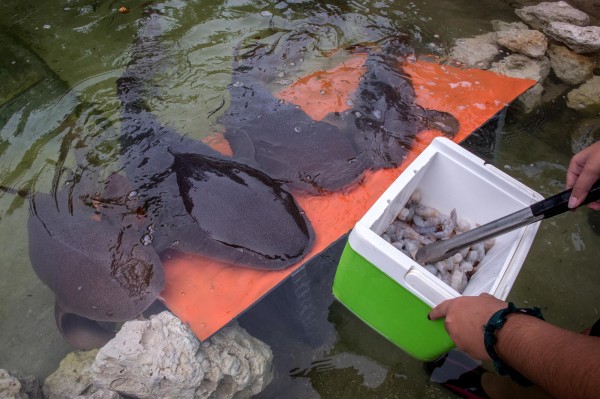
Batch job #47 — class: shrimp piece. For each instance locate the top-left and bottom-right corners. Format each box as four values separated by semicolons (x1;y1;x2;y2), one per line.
415;204;439;218
459;261;473;273
450;269;466;293
394;221;431;244
456;218;471;233
450;208;457;229
413;214;435;228
412;213;438;238
410;190;421;204
433;213;455;239
435;258;454;273
398;207;411;221
384;225;398;242
466;250;479;263
472;242;485;262
404;240;420;259
391;240;409;257
435;261;447;274
451;252;463;264
404;200;418;222
439;270;451;285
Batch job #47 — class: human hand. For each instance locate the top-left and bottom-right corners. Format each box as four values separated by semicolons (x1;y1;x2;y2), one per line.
567;140;600;210
428;293;507;361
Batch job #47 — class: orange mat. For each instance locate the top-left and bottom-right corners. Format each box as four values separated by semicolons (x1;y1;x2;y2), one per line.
160;55;535;340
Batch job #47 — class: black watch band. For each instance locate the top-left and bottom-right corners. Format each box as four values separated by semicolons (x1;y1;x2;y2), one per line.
483;302;544;386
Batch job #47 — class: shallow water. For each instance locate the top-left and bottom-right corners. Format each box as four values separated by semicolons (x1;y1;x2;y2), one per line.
1;0;600;397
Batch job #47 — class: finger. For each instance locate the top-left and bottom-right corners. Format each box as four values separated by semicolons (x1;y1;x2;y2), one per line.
429;299;452;320
566;157;584;190
588;202;600;211
569;168;600;208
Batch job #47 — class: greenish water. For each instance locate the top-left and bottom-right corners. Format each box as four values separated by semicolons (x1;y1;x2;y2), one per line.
1;0;599;397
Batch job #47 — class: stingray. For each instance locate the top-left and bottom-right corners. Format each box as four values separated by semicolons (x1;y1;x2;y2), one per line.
27;11;315;349
219;40;367;194
341;39;460;168
114;21;315;269
29;172;165;349
220;34;459;193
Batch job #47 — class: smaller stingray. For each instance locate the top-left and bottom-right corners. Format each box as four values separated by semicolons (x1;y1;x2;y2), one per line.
220;34;460;193
340;38;460;169
220;39;368;194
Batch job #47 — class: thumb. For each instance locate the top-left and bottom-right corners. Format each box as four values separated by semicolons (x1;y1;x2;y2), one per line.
428;299;452;320
569;170;599;209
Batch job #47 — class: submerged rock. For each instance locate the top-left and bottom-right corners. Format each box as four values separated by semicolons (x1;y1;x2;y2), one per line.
91;311;273;399
547;44;595;85
570;117;600;154
494;29;549;58
567;75;600;112
42;350;99;399
516;1;590;31
449;33;501;68
544;22;600;54
491;20;529;31
0;369;27;399
490;54;551;113
490;54;551;82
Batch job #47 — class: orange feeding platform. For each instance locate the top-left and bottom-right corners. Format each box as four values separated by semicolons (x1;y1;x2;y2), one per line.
160;54;535;341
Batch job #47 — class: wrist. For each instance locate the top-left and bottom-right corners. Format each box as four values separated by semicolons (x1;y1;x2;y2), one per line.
483;302;544;386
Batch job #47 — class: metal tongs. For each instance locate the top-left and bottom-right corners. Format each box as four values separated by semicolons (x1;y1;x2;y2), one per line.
414;180;600;265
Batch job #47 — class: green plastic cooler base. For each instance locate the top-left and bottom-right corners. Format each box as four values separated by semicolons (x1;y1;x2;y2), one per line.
332;242;455;361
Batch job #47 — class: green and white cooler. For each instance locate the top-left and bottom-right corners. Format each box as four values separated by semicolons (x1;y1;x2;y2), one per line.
332;137;544;361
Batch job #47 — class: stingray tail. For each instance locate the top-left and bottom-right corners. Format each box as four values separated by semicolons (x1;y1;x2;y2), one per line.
220;42;282;127
117;9;167;115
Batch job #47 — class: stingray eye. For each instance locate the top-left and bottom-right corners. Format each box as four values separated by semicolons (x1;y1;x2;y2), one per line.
299;173;313;183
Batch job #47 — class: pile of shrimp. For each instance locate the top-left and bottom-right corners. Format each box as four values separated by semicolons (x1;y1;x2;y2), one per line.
381;191;494;293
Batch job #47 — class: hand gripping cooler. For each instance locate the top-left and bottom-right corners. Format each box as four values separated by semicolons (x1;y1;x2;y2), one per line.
332;137;544;361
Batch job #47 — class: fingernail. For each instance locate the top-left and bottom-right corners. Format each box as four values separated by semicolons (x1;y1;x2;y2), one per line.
568;196;578;209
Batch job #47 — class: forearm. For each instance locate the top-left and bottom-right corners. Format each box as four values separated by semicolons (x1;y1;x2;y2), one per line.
495;314;600;399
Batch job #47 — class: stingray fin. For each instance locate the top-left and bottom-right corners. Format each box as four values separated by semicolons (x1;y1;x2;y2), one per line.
422;109;460;137
55;302;117;350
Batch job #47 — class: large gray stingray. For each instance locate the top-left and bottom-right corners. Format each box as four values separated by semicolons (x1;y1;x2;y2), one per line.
28;11;315;349
29;172;164;349
220;35;459;193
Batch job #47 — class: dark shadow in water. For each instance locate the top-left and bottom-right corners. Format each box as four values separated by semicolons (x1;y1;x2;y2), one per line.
238;238;435;398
